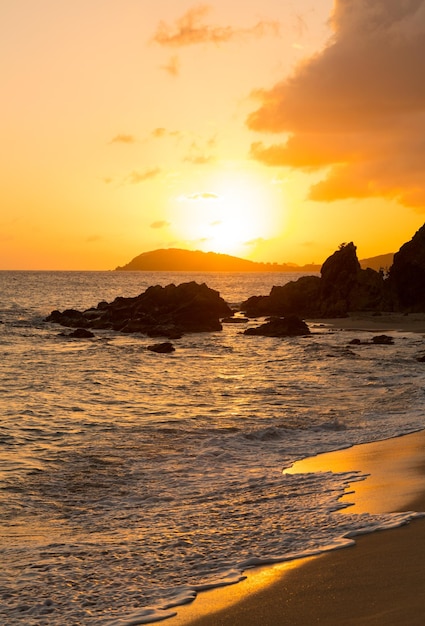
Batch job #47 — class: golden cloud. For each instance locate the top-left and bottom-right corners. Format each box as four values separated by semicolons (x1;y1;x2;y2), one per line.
248;0;425;209
153;4;279;48
127;168;161;184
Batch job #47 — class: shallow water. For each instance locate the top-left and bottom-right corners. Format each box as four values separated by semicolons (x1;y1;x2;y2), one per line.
1;271;424;624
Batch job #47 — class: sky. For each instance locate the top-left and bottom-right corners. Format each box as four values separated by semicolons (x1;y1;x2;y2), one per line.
2;0;425;270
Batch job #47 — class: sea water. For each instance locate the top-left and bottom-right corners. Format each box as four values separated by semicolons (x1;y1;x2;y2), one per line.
1;270;425;625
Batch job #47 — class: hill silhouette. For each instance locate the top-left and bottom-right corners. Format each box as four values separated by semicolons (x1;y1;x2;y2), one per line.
115;248;393;273
115;249;320;272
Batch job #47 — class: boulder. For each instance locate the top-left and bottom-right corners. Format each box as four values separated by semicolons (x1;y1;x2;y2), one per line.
147;342;175;353
244;315;310;337
45;282;232;337
68;328;95;338
388;223;425;311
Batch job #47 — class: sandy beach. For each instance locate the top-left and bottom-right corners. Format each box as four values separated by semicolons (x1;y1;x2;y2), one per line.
170;430;425;626
309;311;425;334
169;313;425;625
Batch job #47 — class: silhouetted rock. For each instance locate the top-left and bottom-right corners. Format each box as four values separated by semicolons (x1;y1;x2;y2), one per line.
45;282;232;337
68;328;95;339
221;316;249;324
244;315;310;337
388;223;425;311
147;342;175;353
372;334;394;345
241;243;385;319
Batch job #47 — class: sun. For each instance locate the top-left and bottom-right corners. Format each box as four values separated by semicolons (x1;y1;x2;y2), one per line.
176;169;283;258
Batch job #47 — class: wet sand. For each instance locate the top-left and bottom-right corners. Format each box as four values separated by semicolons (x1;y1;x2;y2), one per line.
170;430;425;626
309;311;425;333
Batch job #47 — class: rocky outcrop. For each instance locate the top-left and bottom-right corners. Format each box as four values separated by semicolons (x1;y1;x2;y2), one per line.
388;224;425;311
147;342;175;353
241;243;386;318
244;315;310;337
46;282;232;337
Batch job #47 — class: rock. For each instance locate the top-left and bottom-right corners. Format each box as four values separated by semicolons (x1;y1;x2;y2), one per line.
388;223;425;311
68;328;95;338
221;316;249;324
147;342;175;353
244;315;310;337
372;334;394;345
241;243;385;319
45;282;232;337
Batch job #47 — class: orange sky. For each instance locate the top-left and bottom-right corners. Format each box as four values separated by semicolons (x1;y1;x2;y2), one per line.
2;0;425;270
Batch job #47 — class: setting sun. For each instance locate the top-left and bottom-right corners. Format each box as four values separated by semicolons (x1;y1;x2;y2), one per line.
174;169;284;257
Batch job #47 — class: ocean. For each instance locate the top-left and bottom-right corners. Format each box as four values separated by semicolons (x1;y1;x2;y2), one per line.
1;270;424;625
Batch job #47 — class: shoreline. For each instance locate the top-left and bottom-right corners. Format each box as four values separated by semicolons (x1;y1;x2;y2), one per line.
169;430;425;625
308;311;425;334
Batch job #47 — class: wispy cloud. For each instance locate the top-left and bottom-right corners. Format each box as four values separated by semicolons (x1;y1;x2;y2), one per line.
150;220;170;229
126;168;161;184
86;235;102;243
183;137;216;164
153;4;279;48
185;192;219;200
160;55;180;76
151;127;180;139
110;134;136;144
248;0;425;210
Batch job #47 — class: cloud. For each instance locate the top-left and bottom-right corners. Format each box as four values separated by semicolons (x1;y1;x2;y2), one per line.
184;138;216;164
160;55;180;76
151;127;180;139
110;134;136;144
248;0;425;209
86;235;102;243
186;192;219;200
153;4;279;48
150;220;170;229
127;168;161;184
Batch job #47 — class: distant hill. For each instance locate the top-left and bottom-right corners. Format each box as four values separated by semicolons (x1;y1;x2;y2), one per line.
359;253;394;271
115;248;394;273
115;248;321;273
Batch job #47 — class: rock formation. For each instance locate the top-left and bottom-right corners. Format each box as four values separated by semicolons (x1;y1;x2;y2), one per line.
46;282;232;338
241;243;386;318
388;223;425;311
244;315;310;337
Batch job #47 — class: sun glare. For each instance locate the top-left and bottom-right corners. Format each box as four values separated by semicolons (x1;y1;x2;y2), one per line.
176;170;283;258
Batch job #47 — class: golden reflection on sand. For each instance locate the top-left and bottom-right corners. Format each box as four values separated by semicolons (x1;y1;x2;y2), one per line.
284;431;425;514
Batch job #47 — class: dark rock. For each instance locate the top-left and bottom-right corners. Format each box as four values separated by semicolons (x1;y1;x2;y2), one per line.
372;334;394;345
242;276;322;317
388;223;425;311
241;242;386;319
68;328;95;338
416;355;425;363
45;282;232;337
147;342;175;353
348;338;362;345
221;316;249;324
244;315;310;337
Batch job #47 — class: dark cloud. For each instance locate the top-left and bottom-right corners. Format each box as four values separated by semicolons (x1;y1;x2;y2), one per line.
150;220;170;229
248;0;425;209
153;4;279;48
